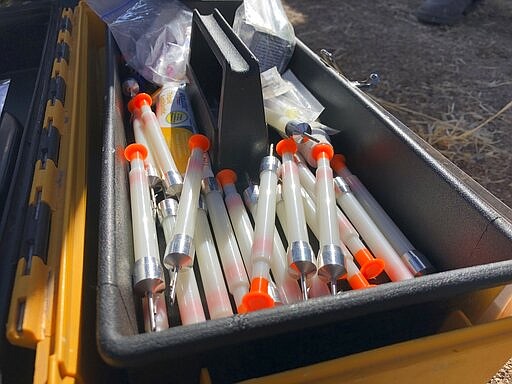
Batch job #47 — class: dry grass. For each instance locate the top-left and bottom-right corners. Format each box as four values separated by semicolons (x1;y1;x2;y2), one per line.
373;95;512;188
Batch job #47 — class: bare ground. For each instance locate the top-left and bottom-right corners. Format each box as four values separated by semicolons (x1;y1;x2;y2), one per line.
285;0;512;207
284;0;512;382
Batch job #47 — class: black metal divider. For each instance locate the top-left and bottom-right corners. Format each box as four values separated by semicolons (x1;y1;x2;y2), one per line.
187;8;268;179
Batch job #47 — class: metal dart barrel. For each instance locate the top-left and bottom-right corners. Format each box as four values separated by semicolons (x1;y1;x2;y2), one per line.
164;135;210;284
226;169;301;304
333;175;413;282
125;144;166;332
331;154;433;276
276;138;316;299
202;162;249;312
241;146;281;312
194;197;233;319
295;153;384;280
300;188;374;290
132;112;161;188
128;93;183;196
311;143;346;295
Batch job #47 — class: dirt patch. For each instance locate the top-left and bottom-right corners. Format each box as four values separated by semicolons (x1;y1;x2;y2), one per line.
284;1;512;382
284;0;512;207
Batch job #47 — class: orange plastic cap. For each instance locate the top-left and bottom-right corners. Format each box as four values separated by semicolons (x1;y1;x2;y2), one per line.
124;143;148;162
127;98;136;114
188;134;210;152
311;143;334;161
360;259;386;280
241;277;274;312
331;154;347;172
275;138;297;156
354;249;385;279
216;169;237;187
348;273;373;290
237;304;248;314
128;93;153;112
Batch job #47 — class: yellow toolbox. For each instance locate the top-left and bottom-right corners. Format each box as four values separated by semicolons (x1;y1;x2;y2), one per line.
0;2;108;383
241;287;512;383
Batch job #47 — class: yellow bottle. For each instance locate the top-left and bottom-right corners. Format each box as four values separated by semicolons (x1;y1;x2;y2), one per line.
156;83;197;174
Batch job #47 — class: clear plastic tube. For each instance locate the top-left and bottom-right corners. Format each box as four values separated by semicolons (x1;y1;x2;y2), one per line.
175;268;206;325
194;202;234;319
308;274;331;298
158;199;177;242
312;144;346;294
158;198;206;325
240;181;303;305
128;93;182;196
252;170;279;278
295;153;384;279
296;128;331;168
277;140;311;246
300;188;374;290
333;176;414;282
125;144;165;332
331;155;434;276
125;145;159;265
241;150;281;312
132;114;160;186
202;167;249;311
164;135;210;270
275;138;316;299
220;180;254;274
275;187;308;298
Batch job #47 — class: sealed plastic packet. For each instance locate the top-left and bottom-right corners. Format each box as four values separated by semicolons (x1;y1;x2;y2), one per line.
86;0;192;85
260;67;324;127
233;0;296;73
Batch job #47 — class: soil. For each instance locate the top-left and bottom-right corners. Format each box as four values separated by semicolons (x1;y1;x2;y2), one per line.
284;0;512;207
283;0;512;382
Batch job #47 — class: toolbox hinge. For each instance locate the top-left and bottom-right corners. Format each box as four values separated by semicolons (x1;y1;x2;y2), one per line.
48;76;66;106
21;203;52;271
38;120;61;168
55;41;70;64
59;15;73;34
6;7;75;350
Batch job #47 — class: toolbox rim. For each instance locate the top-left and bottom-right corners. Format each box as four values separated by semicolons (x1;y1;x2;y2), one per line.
97;31;512;368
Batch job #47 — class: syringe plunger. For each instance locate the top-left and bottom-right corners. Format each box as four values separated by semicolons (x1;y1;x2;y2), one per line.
241;149;281;312
275;138;316;283
128;93;183;196
311;143;346;294
125;143;164;293
164;134;210;269
331;154;433;277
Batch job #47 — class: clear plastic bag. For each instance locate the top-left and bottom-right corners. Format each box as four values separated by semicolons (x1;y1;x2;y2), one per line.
260;68;326;138
260;68;324;124
233;0;295;73
86;0;192;85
